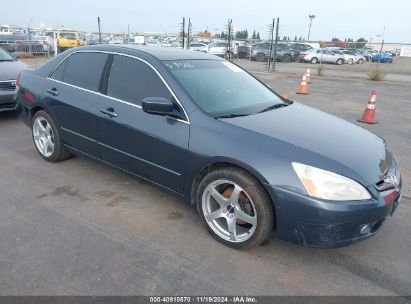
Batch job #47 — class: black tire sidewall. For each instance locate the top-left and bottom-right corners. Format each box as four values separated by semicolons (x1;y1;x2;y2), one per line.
196;167;274;249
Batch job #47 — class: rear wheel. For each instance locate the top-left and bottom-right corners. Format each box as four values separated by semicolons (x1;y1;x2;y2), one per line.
347;58;354;64
310;57;318;64
32;110;70;162
197;167;274;249
336;58;344;65
358;58;364;64
256;53;265;62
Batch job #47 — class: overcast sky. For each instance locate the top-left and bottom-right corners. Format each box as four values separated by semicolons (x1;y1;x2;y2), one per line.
2;0;410;42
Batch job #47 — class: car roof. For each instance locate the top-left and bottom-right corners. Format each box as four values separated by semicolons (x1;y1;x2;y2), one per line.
78;44;223;61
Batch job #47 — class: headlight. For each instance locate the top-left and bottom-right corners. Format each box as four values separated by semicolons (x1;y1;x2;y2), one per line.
292;162;371;201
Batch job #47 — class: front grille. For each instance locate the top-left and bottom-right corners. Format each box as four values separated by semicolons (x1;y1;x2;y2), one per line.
0;80;16;91
0;102;17;109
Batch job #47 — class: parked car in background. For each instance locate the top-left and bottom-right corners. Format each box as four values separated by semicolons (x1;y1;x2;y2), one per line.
32;35;55;53
0;46;31;112
330;50;355;64
342;50;366;64
237;45;250;59
289;43;313;57
372;53;393;63
189;43;208;52
16;45;402;249
109;37;124;45
299;49;345;64
57;31;86;52
208;42;228;57
250;43;295;62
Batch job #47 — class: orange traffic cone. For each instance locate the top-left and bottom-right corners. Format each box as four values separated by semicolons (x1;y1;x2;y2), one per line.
305;68;311;84
358;90;377;124
296;75;309;94
282;93;289;99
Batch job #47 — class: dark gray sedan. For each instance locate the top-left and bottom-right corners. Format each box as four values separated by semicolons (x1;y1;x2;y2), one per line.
16;45;402;249
0;47;30;112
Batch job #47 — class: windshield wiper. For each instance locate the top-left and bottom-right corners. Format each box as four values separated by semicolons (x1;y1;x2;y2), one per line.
215;113;251;119
258;103;288;113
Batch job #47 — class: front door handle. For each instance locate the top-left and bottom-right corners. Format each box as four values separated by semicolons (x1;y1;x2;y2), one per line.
46;88;59;96
100;107;118;118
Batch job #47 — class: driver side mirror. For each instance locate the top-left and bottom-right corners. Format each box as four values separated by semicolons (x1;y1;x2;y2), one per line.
142;97;175;116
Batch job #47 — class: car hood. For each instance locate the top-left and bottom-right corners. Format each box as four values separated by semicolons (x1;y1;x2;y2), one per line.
0;60;31;80
220;102;388;185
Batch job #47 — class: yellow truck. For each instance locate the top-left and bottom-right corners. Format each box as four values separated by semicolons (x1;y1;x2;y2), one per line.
57;31;87;52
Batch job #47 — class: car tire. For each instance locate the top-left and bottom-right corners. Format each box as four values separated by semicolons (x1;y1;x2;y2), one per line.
358;58;364;64
196;167;274;249
336;58;344;65
282;54;292;62
32;110;70;162
256;54;265;62
310;57;318;64
347;58;354;64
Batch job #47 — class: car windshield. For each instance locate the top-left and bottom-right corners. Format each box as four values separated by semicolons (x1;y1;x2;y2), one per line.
164;60;285;117
0;47;15;61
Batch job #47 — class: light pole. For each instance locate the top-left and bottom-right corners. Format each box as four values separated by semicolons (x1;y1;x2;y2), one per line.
307;15;315;42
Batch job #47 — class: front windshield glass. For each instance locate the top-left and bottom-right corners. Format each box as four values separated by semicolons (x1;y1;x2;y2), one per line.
0;48;15;61
164;60;284;117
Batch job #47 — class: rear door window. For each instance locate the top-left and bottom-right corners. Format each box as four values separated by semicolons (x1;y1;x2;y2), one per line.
106;55;172;106
52;52;108;91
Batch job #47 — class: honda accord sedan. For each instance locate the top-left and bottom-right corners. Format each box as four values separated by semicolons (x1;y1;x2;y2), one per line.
16;45;402;249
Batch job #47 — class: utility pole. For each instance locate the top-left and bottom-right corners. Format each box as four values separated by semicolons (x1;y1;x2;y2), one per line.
380;26;385;53
227;19;232;61
268;18;275;72
127;24;130;44
272;18;279;72
307;15;315;41
187;18;191;49
181;17;185;49
98;17;102;44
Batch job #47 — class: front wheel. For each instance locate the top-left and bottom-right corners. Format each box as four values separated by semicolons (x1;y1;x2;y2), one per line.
32;110;70;162
347;58;354;64
358;58;364;64
197;167;274;249
310;57;318;64
336;58;344;65
282;54;292;62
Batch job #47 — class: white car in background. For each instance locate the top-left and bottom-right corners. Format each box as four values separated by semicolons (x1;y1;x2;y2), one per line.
207;42;228;57
32;35;55;52
109;37;124;44
331;50;357;64
189;43;208;52
341;50;366;64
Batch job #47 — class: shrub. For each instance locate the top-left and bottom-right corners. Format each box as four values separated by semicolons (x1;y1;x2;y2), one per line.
317;64;325;76
368;67;387;81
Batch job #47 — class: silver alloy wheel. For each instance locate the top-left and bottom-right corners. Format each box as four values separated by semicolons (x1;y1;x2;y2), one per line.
202;179;257;243
33;116;55;157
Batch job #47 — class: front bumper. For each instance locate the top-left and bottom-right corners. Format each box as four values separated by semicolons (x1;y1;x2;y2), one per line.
265;179;401;248
0;91;18;112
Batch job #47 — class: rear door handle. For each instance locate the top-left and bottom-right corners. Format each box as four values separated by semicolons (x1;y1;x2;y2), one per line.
46;88;59;96
100;107;118;118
